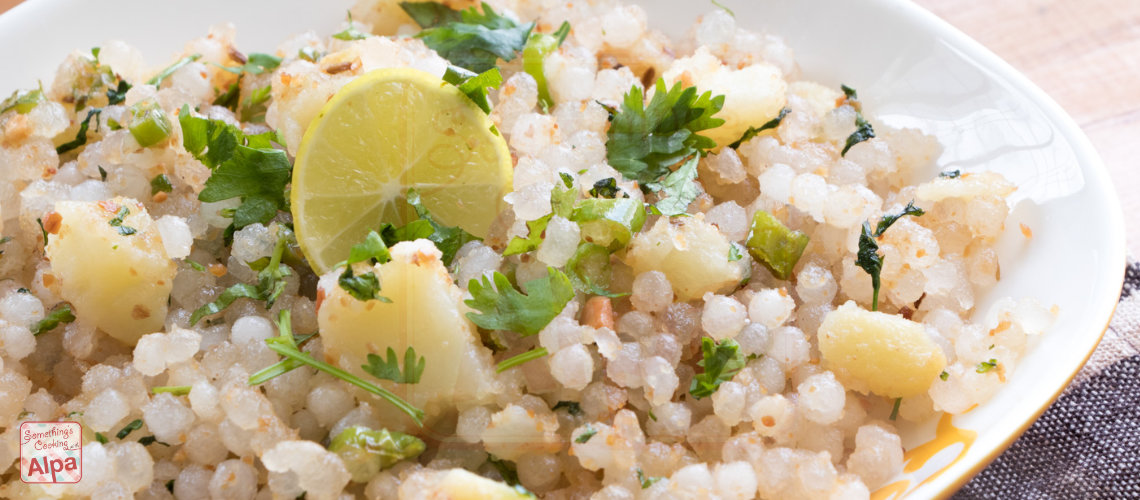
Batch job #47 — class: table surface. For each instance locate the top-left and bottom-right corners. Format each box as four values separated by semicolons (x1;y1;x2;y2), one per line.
1;0;1137;254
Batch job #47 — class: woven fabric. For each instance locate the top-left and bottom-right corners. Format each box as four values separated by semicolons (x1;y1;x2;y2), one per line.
954;260;1140;499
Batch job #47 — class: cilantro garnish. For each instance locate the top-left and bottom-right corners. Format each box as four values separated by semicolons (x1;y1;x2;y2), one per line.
248;310;425;425
362;347;425;384
108;206;137;236
729;106;789;149
35;218;48;249
180;106;291;229
496;347;548;373
889;397;902;420
338;266;391;302
976;359;999;373
574;424;597;443
217;53;282;75
839;84;875;156
105;79;130;106
940;370;950;381
939;170;961;179
150;174;173;196
403;2;534;73
552;401;582;416
606;79;724;186
465;268;574;336
332;12;371;41
190;228;293;325
637;468;663;489
115;419;143;440
855;200;924;311
728;242;744;262
137;435;168;447
442;66;502;114
31;303;75;336
56;109;101;154
589;178;620;198
147;54;202;86
94;433;107;444
487;454;522;486
689;337;746;399
648;155;700;216
240;85;273;123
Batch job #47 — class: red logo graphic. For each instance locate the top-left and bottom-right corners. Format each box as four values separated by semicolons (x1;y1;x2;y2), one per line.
19;421;82;483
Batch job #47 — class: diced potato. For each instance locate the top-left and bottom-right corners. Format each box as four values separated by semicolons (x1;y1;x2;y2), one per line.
788;81;844;119
316;239;500;418
402;468;531;500
623;215;749;301
45;197;175;345
818;302;947;398
915;171;1015;203
663;46;787;148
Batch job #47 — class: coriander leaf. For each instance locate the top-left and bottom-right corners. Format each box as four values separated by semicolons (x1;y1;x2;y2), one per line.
466;268;574;335
874;200;925;236
410;2;534;73
940;370;950;381
116;419;143;440
496;347;548;373
589;177;620;198
487;455;521;486
147;54;202;86
842;113;875;156
190;283;260;325
249;310;425;425
213;80;242;111
855;200;925;311
575;424;597;443
345;230;392;266
650;155;700;216
606;79;725;186
178;106;241;168
889;397;901;420
217;52;283;75
728;242;744;262
98;166;107;181
332;12;371;41
399;1;463;28
137;435;167;446
338;267;390;302
689;337;746;399
108;206;138;236
729;107;789;149
637;468;663;489
198;145;291;229
442;66;502;114
363;347;426;384
105;79;130;105
403;188;479;265
552;401;582;416
502;215;549;256
150;174;173;195
240;85;273;123
31;303;75;336
976;359;999;373
939;170;961;179
56;109;101;154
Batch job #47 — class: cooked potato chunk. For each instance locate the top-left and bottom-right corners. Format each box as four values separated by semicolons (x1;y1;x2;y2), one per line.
663;46;787;148
818;302;947;398
45;197;175;345
401;468;531;499
623;215;749;301
316;239;500;417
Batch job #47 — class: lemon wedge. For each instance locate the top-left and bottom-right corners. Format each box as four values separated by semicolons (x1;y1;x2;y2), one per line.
291;68;512;273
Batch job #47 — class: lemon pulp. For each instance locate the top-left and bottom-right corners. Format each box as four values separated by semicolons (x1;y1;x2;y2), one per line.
291;67;512;273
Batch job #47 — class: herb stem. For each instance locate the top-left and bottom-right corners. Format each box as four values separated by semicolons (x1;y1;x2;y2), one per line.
496;347;548;373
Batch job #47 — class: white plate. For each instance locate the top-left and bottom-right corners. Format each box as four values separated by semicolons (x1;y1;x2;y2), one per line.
0;0;1125;498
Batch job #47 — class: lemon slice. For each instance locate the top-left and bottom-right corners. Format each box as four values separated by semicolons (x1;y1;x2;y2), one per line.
291;68;512;273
